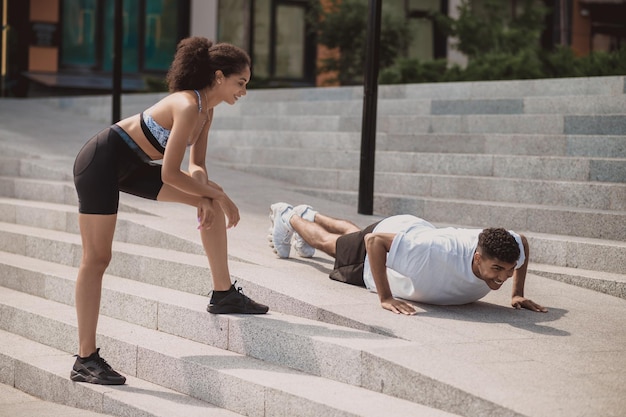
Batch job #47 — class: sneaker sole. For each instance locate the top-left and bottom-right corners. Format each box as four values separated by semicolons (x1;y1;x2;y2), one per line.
70;370;126;385
269;205;292;258
207;305;269;315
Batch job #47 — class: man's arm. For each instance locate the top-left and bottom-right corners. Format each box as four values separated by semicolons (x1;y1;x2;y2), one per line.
511;234;548;312
363;233;416;315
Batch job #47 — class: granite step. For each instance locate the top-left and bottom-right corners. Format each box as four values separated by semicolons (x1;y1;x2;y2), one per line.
0;197;624;294
209;146;626;183
528;263;626;300
208;130;626;158
279;185;626;244
210;114;569;135
0;250;530;417
0;331;243;417
216;94;626;118
0;287;462;417
0;383;115;417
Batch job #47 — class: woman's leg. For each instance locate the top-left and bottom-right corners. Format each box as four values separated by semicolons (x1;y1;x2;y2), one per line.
290;213;360;257
156;183;267;313
75;213;117;357
198;202;232;291
156;184;232;291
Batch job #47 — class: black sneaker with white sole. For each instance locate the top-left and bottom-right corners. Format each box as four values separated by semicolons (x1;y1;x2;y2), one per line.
207;282;269;314
70;348;126;385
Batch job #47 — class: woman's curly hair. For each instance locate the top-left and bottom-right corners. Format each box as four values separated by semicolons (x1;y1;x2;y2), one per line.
166;37;251;92
477;228;520;264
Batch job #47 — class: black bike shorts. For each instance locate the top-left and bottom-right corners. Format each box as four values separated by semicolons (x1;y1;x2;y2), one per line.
73;125;163;215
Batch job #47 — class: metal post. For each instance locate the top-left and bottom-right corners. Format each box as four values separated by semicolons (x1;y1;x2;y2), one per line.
358;0;382;215
112;0;123;123
1;0;8;97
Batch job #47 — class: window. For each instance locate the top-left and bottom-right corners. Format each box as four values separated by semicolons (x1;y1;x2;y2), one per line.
61;0;188;73
61;0;98;67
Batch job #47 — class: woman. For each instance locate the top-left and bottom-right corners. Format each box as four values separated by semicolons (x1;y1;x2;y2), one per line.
71;37;267;386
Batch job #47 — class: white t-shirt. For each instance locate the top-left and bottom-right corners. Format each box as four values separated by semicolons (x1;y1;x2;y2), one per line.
362;215;525;305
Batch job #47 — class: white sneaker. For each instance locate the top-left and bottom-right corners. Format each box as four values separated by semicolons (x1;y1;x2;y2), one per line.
292;205;317;258
268;203;294;258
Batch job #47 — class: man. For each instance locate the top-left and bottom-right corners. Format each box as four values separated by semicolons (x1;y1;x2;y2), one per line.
268;202;547;315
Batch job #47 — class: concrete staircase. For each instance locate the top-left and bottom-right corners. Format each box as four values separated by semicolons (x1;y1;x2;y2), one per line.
207;76;626;297
0;77;624;417
0;145;464;417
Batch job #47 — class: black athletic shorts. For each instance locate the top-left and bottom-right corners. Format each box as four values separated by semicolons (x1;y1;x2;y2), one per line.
329;221;381;287
73;125;163;215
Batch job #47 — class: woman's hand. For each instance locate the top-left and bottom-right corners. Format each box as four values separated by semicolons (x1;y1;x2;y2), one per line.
216;193;240;228
207;179;224;191
197;198;216;230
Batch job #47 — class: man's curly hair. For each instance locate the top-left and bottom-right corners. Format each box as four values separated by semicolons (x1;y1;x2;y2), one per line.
477;228;520;264
166;37;251;92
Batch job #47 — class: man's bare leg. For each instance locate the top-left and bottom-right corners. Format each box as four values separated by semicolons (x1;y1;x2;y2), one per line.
290;213;360;257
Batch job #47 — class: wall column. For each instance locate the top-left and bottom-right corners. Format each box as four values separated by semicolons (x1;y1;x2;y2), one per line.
190;0;218;40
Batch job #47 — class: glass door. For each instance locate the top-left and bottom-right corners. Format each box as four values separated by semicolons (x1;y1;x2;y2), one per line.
270;0;315;84
273;3;304;78
61;0;98;67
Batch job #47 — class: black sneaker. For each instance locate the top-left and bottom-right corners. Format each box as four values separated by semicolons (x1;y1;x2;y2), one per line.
70;348;126;385
207;282;269;314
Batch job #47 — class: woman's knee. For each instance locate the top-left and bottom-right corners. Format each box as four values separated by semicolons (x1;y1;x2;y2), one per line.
80;251;112;273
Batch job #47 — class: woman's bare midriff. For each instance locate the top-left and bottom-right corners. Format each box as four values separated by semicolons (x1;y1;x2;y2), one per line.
115;115;164;161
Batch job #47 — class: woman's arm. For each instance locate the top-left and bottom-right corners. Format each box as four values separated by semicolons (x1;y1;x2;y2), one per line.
188;107;212;184
160;99;239;227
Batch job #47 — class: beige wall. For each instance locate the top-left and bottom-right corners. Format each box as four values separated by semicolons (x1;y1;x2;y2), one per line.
30;0;59;22
190;0;218;41
28;0;59;72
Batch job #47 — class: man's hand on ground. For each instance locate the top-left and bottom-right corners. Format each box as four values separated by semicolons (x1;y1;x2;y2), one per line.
512;296;548;312
381;297;417;315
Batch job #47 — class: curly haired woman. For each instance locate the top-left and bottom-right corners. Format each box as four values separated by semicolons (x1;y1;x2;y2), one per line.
71;37;267;385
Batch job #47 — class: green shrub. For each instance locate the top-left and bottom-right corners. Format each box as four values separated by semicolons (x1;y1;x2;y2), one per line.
310;0;411;85
380;0;626;85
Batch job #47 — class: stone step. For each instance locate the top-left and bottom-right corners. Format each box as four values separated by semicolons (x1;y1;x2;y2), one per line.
238;76;626;101
0;220;215;295
0;383;116;417
216;94;626;118
279;185;626;246
0;155;73;181
210;146;626;183
211;114;568;135
0;251;525;417
214;162;626;213
212;113;626;136
34;77;626;127
0;197;205;256
0;194;624;288
0;176;149;214
0;287;462;417
0;331;242;417
3;270;626;417
208;130;626;158
0;176;76;206
3;240;626;417
528;263;626;300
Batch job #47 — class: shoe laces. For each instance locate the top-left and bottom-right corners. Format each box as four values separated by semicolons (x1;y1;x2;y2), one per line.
232;280;252;303
74;348;114;372
94;354;114;371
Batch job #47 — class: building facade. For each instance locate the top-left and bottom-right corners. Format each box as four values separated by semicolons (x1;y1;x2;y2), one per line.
1;0;624;97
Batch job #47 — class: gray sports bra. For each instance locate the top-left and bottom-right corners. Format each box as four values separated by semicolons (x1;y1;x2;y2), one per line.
140;90;203;153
